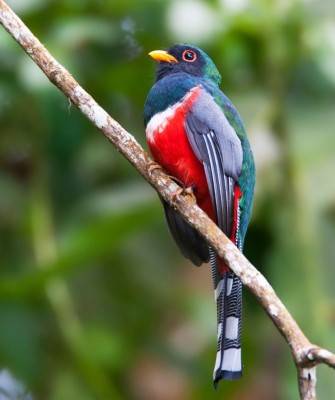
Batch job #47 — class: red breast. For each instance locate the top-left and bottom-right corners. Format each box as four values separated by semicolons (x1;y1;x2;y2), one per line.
146;87;215;221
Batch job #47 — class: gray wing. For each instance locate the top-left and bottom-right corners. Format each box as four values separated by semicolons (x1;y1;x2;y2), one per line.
185;89;243;236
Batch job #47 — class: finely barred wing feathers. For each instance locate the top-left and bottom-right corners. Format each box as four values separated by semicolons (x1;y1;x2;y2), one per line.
185;89;242;237
202;133;235;235
185;88;244;383
184;89;242;178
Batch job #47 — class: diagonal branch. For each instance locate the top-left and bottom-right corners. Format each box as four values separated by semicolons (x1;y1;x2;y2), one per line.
0;1;333;398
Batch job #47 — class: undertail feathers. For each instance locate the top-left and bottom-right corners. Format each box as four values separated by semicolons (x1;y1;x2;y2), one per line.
210;248;242;387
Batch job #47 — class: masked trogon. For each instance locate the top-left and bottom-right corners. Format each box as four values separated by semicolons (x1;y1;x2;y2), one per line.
144;43;255;387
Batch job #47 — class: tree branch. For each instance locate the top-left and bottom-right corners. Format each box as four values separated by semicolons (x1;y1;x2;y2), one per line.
0;1;333;398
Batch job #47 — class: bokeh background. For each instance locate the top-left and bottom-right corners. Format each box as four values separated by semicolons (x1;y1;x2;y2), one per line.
1;0;335;399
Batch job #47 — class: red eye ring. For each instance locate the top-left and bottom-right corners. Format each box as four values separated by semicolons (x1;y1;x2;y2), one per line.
182;49;197;62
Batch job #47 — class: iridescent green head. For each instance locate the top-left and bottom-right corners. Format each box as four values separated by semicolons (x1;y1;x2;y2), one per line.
149;43;221;86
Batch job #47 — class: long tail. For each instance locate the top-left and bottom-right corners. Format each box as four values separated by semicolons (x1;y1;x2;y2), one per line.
210;248;242;387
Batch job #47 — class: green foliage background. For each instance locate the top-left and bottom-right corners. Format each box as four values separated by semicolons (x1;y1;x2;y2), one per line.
1;0;335;399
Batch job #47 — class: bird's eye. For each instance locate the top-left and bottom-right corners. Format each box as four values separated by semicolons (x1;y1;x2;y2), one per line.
182;50;197;62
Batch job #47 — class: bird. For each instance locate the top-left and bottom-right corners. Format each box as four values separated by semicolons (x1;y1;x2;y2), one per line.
144;43;255;387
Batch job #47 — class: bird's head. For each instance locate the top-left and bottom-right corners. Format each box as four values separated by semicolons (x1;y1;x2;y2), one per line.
149;43;221;86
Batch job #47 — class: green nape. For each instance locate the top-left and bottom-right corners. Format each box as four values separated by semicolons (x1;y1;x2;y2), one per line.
176;43;222;86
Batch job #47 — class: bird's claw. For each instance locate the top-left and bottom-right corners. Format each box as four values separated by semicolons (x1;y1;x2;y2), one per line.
171;183;197;204
147;161;163;177
147;162;196;203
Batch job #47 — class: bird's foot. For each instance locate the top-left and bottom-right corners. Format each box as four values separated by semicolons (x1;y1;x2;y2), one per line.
170;180;197;204
147;161;196;203
147;161;163;177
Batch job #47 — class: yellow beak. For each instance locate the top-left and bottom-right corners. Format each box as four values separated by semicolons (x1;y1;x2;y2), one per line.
148;50;178;64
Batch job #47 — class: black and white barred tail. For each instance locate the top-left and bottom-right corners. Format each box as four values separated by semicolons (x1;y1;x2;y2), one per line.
210;247;243;387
